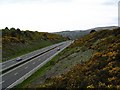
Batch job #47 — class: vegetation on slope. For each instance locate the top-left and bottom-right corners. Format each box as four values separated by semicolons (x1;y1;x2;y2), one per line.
54;26;118;40
54;30;89;40
38;28;120;89
2;27;68;61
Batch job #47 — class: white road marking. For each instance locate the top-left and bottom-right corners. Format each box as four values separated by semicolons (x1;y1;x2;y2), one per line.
5;41;71;89
14;73;18;75
2;65;5;67
1;42;66;78
0;81;4;84
33;62;35;64
25;67;28;69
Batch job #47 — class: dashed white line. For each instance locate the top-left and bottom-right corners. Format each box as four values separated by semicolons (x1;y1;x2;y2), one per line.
2;65;5;67
25;67;28;69
33;62;35;64
0;81;4;84
14;73;18;75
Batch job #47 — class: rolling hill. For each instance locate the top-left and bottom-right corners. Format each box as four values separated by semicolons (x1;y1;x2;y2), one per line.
35;27;120;89
2;27;68;61
54;26;118;40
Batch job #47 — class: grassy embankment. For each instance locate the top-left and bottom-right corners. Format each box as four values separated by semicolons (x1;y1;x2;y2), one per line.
14;27;120;89
15;53;60;88
37;28;120;89
15;30;95;88
2;27;68;62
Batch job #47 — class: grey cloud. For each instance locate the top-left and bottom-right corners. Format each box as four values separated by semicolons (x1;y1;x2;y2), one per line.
103;2;115;5
44;0;72;3
0;0;72;4
102;0;119;6
0;0;40;4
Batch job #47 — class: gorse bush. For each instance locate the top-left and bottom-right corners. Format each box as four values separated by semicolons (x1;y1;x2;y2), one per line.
2;27;68;61
38;27;120;89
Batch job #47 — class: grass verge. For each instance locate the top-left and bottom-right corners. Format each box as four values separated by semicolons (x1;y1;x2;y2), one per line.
15;54;60;88
2;40;63;62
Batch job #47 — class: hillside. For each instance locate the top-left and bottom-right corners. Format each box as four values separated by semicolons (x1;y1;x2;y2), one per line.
35;27;120;89
54;26;118;40
54;30;89;40
2;27;68;61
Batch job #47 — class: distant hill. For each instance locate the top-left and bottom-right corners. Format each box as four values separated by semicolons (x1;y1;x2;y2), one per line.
54;30;89;40
88;26;118;31
54;26;118;40
2;27;68;61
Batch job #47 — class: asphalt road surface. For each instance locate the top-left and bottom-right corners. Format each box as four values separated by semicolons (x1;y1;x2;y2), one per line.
1;41;66;72
1;41;72;89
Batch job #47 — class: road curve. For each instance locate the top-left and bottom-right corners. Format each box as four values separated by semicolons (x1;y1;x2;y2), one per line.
1;41;72;89
1;41;66;73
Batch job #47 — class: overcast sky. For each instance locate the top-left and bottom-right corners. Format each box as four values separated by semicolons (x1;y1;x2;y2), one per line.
0;0;119;32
